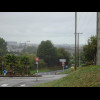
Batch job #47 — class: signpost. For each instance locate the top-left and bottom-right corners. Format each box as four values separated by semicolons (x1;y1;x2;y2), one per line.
59;59;66;72
3;70;7;76
62;62;66;72
35;57;39;81
35;58;39;62
59;59;66;63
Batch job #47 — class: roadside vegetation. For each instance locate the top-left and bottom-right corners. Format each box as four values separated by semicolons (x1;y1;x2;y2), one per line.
35;65;100;87
0;38;71;76
0;34;99;89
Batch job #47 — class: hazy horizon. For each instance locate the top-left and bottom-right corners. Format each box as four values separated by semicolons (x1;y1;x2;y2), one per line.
6;40;85;46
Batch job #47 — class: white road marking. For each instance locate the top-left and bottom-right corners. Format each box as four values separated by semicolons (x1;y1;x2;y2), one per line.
1;84;8;87
20;84;26;87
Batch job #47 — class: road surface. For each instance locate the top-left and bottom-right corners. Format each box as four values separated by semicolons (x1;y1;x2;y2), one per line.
38;69;67;75
0;74;67;87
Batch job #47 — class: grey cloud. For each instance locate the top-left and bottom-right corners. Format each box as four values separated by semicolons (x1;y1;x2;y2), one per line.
0;12;97;44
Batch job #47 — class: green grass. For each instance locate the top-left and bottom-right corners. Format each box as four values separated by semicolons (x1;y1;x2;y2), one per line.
30;66;62;74
34;65;100;87
58;67;76;74
30;69;51;74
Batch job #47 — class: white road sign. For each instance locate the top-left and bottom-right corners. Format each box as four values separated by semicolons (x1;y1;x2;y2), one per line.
59;59;66;62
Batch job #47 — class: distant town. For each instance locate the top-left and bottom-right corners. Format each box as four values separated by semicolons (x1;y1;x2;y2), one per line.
6;41;38;52
6;41;83;56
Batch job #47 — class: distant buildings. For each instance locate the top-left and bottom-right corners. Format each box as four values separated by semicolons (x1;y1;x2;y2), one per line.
6;41;23;52
7;41;17;46
6;41;38;53
6;41;83;55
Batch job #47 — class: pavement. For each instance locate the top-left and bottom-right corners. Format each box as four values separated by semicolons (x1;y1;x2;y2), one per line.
0;74;67;87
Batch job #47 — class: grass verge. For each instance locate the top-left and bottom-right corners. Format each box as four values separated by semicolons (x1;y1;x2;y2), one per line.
30;66;62;74
34;65;100;87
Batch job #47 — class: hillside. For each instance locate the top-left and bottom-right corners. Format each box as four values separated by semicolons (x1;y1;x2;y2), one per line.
35;65;100;87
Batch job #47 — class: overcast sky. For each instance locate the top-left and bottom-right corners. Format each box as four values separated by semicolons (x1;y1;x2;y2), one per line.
0;12;97;45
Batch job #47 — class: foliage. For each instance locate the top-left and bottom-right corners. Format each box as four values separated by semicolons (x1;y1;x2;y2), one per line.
5;54;17;66
38;59;47;69
0;53;49;75
25;54;36;70
0;39;72;75
82;35;97;65
0;37;7;56
37;40;58;67
20;56;30;66
22;46;37;54
80;51;86;65
20;56;30;74
5;54;17;75
0;56;5;74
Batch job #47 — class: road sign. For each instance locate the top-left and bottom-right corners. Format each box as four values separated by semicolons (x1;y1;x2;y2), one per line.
3;70;7;74
59;59;66;62
62;62;65;67
35;57;39;62
3;70;7;76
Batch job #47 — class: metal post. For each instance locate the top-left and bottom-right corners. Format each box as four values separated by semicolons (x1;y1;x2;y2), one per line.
37;63;38;73
36;63;38;81
63;66;64;72
75;12;77;70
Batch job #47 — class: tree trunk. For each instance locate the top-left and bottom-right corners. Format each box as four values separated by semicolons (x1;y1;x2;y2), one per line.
9;64;13;75
24;66;27;75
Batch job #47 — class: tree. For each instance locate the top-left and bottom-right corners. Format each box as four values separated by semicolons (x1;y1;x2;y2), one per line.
5;54;17;75
20;56;30;75
0;37;7;56
22;46;37;54
80;50;86;65
37;40;58;67
82;35;97;65
0;56;5;74
38;59;47;69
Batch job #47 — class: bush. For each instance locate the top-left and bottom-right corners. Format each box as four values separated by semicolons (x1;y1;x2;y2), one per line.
38;59;47;69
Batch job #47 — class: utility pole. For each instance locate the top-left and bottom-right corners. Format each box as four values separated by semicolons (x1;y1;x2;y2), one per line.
77;33;83;67
36;62;38;81
96;12;100;65
75;12;77;70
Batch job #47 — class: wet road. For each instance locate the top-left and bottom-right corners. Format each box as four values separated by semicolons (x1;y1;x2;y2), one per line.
0;74;67;87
